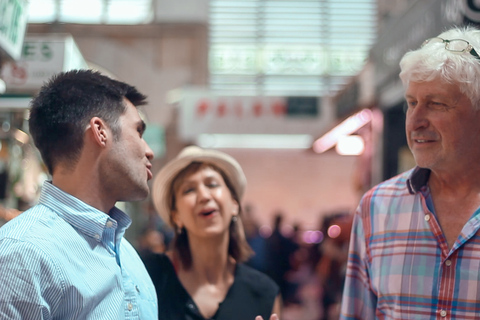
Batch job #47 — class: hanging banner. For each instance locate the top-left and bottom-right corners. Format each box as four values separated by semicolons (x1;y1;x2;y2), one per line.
176;88;329;142
0;0;29;61
1;34;89;93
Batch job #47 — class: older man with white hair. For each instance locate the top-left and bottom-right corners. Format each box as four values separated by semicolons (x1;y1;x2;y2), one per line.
341;26;480;319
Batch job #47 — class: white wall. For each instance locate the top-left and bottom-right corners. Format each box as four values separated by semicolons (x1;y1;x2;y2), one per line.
227;149;362;230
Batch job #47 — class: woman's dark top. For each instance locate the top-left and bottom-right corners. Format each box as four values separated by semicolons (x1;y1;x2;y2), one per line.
142;253;279;320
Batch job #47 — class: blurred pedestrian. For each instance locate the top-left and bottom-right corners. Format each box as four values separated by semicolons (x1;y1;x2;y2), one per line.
138;227;166;257
316;212;352;320
243;203;268;274
265;212;299;305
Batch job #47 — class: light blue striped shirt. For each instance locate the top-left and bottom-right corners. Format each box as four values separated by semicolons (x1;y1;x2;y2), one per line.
0;181;158;319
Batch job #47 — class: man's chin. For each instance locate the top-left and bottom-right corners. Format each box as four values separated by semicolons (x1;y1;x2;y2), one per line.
412;155;434;170
122;188;150;202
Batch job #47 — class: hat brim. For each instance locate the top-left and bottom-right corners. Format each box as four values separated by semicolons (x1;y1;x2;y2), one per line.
151;146;246;228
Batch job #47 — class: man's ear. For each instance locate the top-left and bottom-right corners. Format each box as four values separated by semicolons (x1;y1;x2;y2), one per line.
89;117;109;147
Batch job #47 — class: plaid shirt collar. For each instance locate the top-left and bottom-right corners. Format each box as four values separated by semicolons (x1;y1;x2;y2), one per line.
407;167;431;195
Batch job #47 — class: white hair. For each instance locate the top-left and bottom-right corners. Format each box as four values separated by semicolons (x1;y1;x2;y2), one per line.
399;26;480;109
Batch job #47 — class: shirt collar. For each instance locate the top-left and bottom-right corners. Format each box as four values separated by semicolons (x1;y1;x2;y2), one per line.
406;167;431;194
38;181;132;242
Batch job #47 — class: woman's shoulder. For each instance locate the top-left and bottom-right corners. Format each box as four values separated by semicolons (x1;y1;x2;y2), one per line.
141;251;178;286
235;263;279;294
141;252;172;269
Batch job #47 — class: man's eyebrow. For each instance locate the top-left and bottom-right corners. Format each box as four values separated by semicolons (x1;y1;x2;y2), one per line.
404;93;447;100
138;120;146;134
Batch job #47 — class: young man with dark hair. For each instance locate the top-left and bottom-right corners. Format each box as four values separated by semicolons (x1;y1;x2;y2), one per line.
0;69;157;319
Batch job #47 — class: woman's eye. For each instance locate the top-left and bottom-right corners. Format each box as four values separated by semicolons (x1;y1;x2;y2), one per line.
182;187;194;194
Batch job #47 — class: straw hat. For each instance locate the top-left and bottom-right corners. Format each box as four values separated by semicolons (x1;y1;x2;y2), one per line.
152;145;247;227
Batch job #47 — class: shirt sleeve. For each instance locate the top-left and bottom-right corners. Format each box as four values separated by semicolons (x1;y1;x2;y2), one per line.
340;202;377;320
0;238;63;319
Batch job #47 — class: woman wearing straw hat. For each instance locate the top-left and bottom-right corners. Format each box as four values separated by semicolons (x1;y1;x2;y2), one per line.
144;145;281;320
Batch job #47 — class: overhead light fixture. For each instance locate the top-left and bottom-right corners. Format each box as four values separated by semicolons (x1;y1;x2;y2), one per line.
0;78;5;94
197;134;313;149
312;108;372;154
335;135;365;156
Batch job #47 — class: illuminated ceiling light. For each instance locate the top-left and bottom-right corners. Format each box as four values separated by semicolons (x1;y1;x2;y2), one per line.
327;224;342;239
197;134;313;149
335;135;365;156
0;78;6;94
27;0;56;23
302;230;324;244
27;0;153;24
61;0;102;23
312;108;372;154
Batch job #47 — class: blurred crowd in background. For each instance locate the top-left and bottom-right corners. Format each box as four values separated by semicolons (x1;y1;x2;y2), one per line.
136;204;353;320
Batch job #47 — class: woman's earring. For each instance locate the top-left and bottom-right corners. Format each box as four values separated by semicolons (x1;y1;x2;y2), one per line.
232;215;238;223
175;225;183;234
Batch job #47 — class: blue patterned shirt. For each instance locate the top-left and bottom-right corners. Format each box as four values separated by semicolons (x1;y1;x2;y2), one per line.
0;181;158;319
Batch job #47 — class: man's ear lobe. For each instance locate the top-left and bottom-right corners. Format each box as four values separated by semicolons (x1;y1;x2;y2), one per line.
89;117;108;146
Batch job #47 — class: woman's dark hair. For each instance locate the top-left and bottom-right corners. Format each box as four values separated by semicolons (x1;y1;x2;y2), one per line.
169;161;253;270
28;69;147;174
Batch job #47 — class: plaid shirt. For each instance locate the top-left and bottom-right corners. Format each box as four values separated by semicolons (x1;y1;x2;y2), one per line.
340;167;480;320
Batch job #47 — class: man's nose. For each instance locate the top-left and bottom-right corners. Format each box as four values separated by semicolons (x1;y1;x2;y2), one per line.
145;141;154;160
406;103;429;130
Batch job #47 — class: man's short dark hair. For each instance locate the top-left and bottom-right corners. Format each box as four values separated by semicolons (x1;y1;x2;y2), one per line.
28;69;147;174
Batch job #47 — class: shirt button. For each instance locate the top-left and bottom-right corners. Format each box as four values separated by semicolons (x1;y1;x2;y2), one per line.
424;215;431;221
445;260;452;266
106;221;113;228
94;234;100;240
127;303;133;311
440;310;447;317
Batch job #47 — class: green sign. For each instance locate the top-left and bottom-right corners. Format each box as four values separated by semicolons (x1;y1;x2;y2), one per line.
0;0;28;60
143;124;165;158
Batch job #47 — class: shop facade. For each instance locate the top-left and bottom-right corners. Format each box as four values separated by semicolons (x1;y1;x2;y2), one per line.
332;0;480;189
0;33;87;220
0;0;29;221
